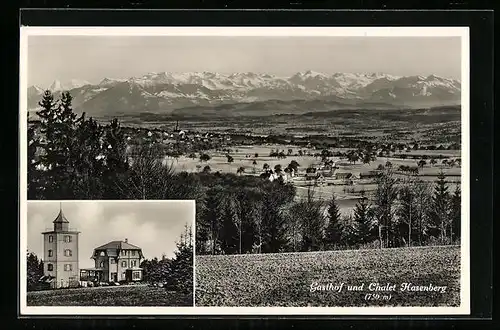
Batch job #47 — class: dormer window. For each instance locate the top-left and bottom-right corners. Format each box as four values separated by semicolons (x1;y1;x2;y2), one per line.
99;251;105;256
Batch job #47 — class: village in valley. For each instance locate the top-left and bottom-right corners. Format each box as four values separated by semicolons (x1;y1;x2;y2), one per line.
29;109;462;206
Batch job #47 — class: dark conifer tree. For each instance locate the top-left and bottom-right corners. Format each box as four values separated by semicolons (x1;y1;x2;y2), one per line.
27;120;40;199
450;184;461;242
219;196;240;254
324;192;342;250
429;170;451;242
26;252;44;291
166;224;193;294
353;191;374;246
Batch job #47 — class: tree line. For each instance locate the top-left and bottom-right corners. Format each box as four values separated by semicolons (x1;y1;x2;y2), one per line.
195;169;460;255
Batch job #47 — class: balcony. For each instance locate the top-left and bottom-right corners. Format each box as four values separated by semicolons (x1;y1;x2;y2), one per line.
42;227;79;233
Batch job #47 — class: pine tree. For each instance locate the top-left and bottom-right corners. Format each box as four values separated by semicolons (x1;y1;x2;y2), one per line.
100;118;128;198
339;215;357;248
430;170;451;243
450;184;461;242
260;184;294;253
27;121;40;199
236;188;262;254
324;192;342;250
297;186;325;252
36;90;60;197
353;191;374;246
36;91;82;198
72;115;105;198
26;252;44;291
166;224;193;294
200;187;225;254
413;179;433;246
220;196;240;254
397;185;416;247
373;169;398;248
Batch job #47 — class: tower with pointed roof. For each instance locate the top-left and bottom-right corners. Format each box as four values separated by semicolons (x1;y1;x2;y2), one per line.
42;204;80;288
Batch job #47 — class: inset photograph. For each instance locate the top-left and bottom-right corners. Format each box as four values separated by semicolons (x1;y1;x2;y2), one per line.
25;200;194;306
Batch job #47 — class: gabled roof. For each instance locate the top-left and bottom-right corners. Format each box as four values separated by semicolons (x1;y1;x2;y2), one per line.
53;209;69;223
95;240;142;251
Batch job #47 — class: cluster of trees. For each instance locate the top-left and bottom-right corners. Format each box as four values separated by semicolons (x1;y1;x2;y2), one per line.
269;149;288;159
196;169;461;255
26;252;44;291
29;91;205;200
140;224;193;293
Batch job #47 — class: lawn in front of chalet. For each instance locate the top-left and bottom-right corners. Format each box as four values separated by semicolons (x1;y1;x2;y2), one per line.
27;284;193;306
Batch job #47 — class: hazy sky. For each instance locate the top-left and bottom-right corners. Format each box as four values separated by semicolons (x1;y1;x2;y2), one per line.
27;201;194;268
27;36;462;88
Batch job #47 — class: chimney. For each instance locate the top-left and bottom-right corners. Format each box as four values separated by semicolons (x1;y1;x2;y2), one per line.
125;238;128;243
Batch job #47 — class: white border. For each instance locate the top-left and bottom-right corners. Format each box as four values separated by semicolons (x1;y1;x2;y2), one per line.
19;26;470;316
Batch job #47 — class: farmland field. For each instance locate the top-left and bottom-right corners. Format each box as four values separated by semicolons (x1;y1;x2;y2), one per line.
27;284;193;306
195;246;460;307
164;144;461;178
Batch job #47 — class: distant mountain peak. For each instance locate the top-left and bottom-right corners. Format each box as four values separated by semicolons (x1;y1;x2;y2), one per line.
28;70;461;115
49;79;91;92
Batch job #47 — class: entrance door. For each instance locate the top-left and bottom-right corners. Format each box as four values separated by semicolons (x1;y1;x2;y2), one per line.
112;272;117;282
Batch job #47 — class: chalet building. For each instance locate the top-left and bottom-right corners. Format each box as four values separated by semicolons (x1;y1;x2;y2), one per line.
359;170;381;179
80;239;144;283
41;207;80;289
335;172;353;180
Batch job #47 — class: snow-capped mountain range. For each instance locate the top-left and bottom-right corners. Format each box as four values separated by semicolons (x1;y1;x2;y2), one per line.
28;71;461;116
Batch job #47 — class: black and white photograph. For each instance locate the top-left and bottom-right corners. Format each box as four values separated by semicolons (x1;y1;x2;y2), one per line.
23;200;194;308
19;27;469;314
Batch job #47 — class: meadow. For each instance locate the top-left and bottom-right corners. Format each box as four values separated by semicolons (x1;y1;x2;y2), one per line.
27;284;193;306
195;245;461;307
163;144;461;177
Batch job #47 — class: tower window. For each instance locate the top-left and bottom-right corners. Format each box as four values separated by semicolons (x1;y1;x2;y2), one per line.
64;249;72;257
48;250;53;257
47;264;53;271
64;264;72;271
48;235;54;243
64;235;72;243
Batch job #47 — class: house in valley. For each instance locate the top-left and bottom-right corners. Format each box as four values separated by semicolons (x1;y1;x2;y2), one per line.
359;170;381;180
335;172;353;180
80;239;144;284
